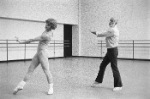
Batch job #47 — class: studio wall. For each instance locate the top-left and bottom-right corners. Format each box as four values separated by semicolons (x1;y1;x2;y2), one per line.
0;0;79;24
79;0;150;58
0;0;79;61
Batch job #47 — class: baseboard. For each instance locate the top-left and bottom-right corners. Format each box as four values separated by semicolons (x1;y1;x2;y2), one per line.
0;56;149;63
0;57;65;63
72;56;150;61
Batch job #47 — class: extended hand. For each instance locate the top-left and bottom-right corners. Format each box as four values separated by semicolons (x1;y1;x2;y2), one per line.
89;30;96;35
15;36;20;43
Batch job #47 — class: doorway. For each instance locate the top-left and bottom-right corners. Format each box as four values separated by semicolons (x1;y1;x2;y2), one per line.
64;24;72;57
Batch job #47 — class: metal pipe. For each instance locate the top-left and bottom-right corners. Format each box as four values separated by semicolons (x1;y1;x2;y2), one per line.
133;40;134;59
6;40;8;62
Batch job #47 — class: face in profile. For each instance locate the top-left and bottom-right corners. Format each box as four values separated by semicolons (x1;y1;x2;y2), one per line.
45;23;51;32
45;18;57;32
109;21;115;27
109;18;117;27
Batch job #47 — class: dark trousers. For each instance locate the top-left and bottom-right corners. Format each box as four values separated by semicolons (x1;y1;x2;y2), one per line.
95;47;123;87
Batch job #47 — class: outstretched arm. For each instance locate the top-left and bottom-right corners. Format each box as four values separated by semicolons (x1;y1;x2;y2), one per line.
15;36;42;44
90;30;114;37
97;31;113;37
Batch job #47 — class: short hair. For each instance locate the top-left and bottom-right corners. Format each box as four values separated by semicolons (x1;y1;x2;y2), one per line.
45;18;57;30
110;17;118;25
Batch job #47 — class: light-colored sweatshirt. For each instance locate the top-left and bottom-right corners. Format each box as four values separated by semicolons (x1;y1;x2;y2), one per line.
96;26;119;48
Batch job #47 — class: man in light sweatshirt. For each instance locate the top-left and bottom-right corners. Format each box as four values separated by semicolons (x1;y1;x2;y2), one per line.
90;17;123;91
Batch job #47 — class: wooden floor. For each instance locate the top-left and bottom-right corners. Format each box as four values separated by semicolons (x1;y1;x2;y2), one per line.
0;57;150;99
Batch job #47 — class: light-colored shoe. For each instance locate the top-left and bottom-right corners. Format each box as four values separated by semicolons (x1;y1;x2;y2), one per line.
48;88;53;95
91;82;102;87
13;86;23;95
113;87;122;91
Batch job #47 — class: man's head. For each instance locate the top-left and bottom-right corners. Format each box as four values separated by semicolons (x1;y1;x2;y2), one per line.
109;17;118;27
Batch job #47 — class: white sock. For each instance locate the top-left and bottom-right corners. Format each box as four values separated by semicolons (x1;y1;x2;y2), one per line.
49;83;53;89
48;83;54;95
18;80;26;88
